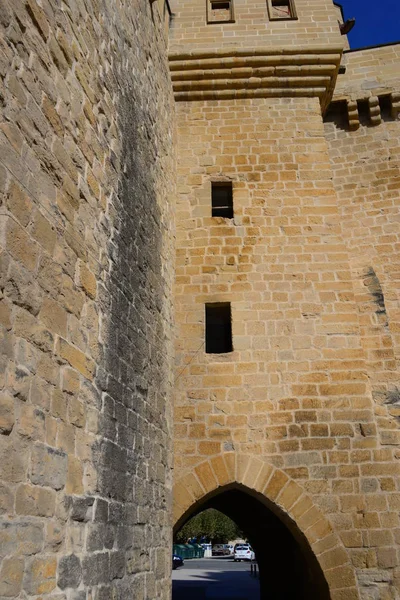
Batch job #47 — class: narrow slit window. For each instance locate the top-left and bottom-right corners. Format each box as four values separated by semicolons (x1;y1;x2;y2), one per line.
207;0;234;23
268;0;297;20
211;182;233;218
206;303;232;354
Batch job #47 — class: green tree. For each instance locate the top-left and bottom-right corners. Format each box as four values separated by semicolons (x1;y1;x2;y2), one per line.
175;508;242;544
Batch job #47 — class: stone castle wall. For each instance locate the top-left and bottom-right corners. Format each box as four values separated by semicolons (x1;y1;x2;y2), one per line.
0;0;399;598
0;0;175;598
169;0;343;54
323;48;400;596
172;93;400;599
335;44;400;100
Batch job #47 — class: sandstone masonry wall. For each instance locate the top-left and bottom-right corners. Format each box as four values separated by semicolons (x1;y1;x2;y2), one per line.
335;44;400;100
173;94;400;598
169;0;343;54
0;1;175;599
324;52;400;597
170;5;400;596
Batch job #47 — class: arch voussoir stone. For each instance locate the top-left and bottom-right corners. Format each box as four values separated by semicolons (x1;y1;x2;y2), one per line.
173;454;361;599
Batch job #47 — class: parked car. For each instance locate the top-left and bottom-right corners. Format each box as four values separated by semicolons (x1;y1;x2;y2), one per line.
173;554;184;569
234;544;255;562
212;544;231;556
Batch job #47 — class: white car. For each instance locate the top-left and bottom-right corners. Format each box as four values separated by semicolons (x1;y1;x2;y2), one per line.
234;544;255;561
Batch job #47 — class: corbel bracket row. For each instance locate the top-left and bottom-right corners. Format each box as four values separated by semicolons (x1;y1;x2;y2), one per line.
345;93;400;130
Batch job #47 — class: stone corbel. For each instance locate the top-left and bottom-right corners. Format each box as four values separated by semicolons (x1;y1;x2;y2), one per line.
391;93;400;119
347;100;359;130
368;96;381;126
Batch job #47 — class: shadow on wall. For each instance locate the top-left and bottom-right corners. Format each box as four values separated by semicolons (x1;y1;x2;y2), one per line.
173;569;260;600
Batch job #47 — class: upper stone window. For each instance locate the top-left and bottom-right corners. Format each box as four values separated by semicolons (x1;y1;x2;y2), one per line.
211;181;233;218
207;0;235;24
267;0;297;20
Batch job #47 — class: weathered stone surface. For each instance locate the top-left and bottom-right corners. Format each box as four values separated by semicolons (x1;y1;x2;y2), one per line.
23;556;56;595
0;437;29;483
0;521;43;555
69;495;94;522
0;391;14;434
30;443;67;490
15;483;55;517
76;260;97;299
82;552;110;586
57;554;82;590
0;557;24;596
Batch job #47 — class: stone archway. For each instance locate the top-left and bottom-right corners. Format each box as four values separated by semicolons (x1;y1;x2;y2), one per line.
173;454;361;600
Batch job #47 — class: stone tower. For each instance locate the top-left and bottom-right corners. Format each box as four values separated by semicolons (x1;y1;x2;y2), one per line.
0;0;399;598
170;1;400;599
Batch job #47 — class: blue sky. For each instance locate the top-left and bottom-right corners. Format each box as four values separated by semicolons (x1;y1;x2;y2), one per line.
339;0;400;49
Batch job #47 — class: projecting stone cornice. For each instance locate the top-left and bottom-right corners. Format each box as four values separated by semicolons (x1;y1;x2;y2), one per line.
169;45;343;111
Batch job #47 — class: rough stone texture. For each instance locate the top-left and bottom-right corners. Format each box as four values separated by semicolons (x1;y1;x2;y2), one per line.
323;50;400;599
1;0;175;599
57;554;82;590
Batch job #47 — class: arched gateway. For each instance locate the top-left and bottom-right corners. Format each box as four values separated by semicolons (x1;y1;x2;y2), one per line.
174;455;360;600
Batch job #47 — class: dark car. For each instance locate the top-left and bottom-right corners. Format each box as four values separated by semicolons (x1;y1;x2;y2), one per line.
173;554;184;570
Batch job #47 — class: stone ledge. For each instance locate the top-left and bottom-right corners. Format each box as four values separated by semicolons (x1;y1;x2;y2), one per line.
169;46;343;111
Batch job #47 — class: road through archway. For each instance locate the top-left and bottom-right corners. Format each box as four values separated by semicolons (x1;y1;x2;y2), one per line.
174;483;330;600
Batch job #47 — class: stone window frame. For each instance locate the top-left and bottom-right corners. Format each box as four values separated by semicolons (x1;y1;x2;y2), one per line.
206;0;235;24
267;0;298;21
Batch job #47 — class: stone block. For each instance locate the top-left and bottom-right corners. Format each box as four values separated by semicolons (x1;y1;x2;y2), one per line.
0;481;13;514
68;396;85;428
57;338;95;380
66;455;84;494
0;436;28;483
58;554;82;590
30;443;68;490
76;260;97;299
264;470;289;501
0;391;14;434
6;218;39;272
0;521;43;555
0;556;24;596
31;210;57;254
23;556;56;595
17;403;46;441
377;547;398;569
70;495;95;522
6;182;32;226
16;482;55;517
14;306;54;353
39;297;68;338
82;552;110;586
25;0;50;41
